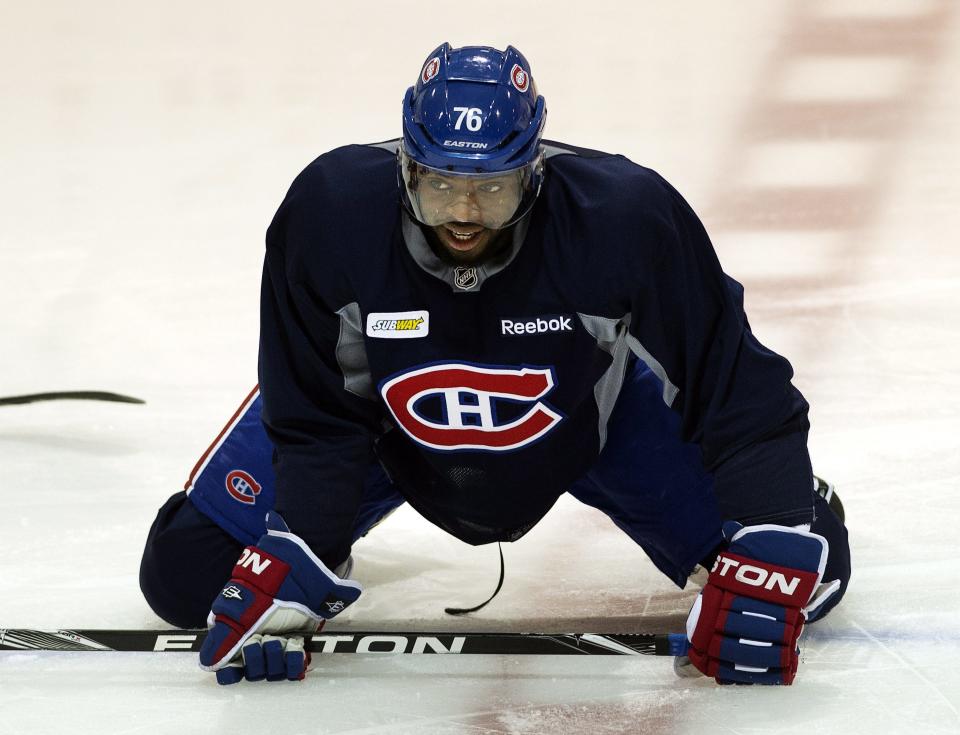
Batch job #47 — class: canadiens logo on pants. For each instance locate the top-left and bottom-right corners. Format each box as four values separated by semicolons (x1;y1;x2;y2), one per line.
380;363;563;451
225;469;261;505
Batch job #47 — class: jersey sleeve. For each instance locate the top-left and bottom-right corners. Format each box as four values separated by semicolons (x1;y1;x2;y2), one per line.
628;175;814;527
258;169;382;568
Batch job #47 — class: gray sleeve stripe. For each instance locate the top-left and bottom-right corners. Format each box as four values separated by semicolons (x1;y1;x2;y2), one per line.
577;312;631;450
625;331;679;407
577;312;680;449
335;302;376;400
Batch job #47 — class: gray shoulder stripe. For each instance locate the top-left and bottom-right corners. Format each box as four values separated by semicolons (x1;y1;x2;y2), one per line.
365;139;401;154
335;302;376;400
543;144;577;159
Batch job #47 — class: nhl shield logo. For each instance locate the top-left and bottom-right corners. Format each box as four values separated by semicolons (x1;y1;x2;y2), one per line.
225;469;261;505
454;267;478;290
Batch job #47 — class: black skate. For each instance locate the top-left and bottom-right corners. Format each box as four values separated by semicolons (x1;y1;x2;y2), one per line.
814;475;844;523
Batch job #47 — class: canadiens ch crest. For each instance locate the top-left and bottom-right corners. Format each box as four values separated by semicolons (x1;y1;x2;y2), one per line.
379;363;563;452
225;469;261;505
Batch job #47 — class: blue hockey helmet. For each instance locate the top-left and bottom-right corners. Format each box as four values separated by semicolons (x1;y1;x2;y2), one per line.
400;43;547;230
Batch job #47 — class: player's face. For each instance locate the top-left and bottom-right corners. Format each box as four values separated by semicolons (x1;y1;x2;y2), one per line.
418;171;522;224
418;171;521;262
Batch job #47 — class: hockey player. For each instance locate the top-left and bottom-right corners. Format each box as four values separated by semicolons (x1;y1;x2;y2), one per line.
139;43;851;686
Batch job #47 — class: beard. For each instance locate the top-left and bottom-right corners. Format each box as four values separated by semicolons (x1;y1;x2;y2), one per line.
423;224;514;266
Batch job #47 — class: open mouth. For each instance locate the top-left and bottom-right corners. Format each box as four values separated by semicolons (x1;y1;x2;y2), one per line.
442;224;484;250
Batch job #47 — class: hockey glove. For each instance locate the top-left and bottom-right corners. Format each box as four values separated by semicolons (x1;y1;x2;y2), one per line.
684;521;840;685
198;511;362;685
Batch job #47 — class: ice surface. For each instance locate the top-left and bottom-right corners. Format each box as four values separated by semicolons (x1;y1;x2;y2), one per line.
2;1;960;733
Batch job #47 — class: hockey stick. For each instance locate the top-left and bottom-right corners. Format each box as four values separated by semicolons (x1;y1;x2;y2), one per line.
0;629;688;657
0;391;145;406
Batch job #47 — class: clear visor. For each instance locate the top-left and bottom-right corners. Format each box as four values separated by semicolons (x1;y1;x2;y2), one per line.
400;149;542;230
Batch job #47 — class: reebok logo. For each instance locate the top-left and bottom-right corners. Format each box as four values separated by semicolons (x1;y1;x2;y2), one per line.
711;554;802;596
501;315;573;336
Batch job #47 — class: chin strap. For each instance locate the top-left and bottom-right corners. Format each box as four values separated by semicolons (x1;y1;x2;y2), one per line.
444;543;505;616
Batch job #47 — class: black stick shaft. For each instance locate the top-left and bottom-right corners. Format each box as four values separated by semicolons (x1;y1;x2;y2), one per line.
0;391;145;406
0;629;688;656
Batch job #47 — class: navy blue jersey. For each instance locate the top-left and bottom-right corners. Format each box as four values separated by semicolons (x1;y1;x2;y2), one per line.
258;140;813;563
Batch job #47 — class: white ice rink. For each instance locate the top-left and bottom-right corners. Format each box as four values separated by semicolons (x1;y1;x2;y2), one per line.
2;1;960;732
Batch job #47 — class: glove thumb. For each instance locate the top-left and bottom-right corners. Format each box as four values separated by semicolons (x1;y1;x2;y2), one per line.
721;520;744;542
265;511;292;534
